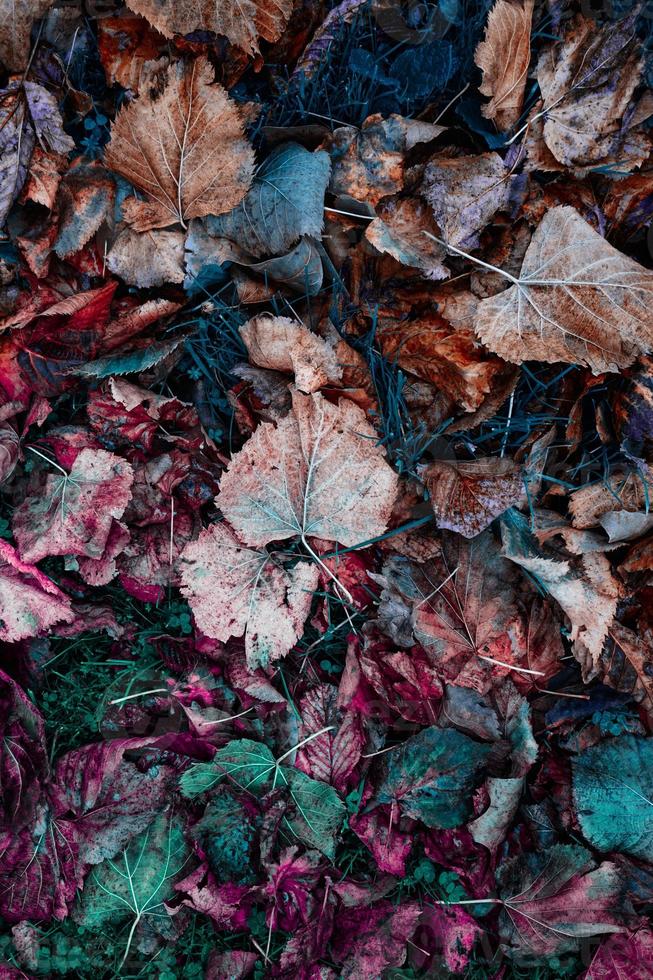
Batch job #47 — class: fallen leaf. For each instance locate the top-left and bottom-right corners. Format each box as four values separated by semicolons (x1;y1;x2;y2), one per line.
497;844;628;956
107;227;185;288
217;390;398;549
422;152;512;247
583;928;653;980
572;735;653;862
207;143;330;258
533;14;650;171
105;57;254;231
474;206;653;373
0;0;55;71
475;0;534;130
239;315;342;394
180;522;319;670
422;457;524;537
365;197;448;280
13;448;134;563
0;539;74;642
126;0;293;55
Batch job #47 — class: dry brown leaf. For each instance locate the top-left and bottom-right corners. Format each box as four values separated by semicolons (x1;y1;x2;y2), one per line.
375;289;508;413
423;458;524;538
98;13;167;94
0;0;54;71
240;315;342;394
105;57;254;231
217;390;398;549
475;0;534;131
126;0;292;56
422;152;512;247
180;522;318;670
502;518;621;662
569;472;652;538
107;227;185;288
531;14;650;172
365;197;448;281
474;205;653;373
583;623;653;721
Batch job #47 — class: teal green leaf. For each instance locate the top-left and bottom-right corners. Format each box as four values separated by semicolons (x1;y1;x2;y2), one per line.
572;735;653;861
180;738;276;796
375;727;491;828
284;768;345;861
206;143;331;257
74;810;190;967
71;336;186;378
180;738;345;858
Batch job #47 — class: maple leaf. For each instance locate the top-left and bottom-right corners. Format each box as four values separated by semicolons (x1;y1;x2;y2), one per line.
105;57;254;231
13;447;134;563
126;0;292;56
239;315;342;394
496;844;629;957
217;390;398;551
180;522;319;670
474;0;534;131
0;0;54;71
471;206;653;373
0;539;74;642
502;512;621;663
422;457;524;538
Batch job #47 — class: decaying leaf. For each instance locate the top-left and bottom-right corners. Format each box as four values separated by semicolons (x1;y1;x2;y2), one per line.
365;197;448;281
474;206;653;373
0;539;74;642
107;228;185;288
105;58;254;231
239;315;342;394
218;390;398;549
422;152;512;247
475;0;534;130
180;522;319;669
126;0;293;56
13;448;134;563
422;457;524;537
532;14;651;171
0;0;55;71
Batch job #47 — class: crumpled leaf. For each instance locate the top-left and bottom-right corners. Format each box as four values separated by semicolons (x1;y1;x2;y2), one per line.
0;0;55;71
126;0;292;56
0;670;47;829
180;522;319;670
0;539;74;642
374;726;491;828
0;81;74;225
502;512;621;663
422;457;523;538
207;143;330;258
422;152;512;248
474;206;653;374
572;735;653;862
474;0;534;130
533;14;651;171
218;390;398;549
105;57;254;231
496;844;628;957
239;315;342;394
295;684;364;793
331;900;421;978
13;447;134;563
365;197;448;281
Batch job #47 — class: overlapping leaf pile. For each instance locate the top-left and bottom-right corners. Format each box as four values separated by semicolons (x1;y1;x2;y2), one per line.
1;0;653;977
